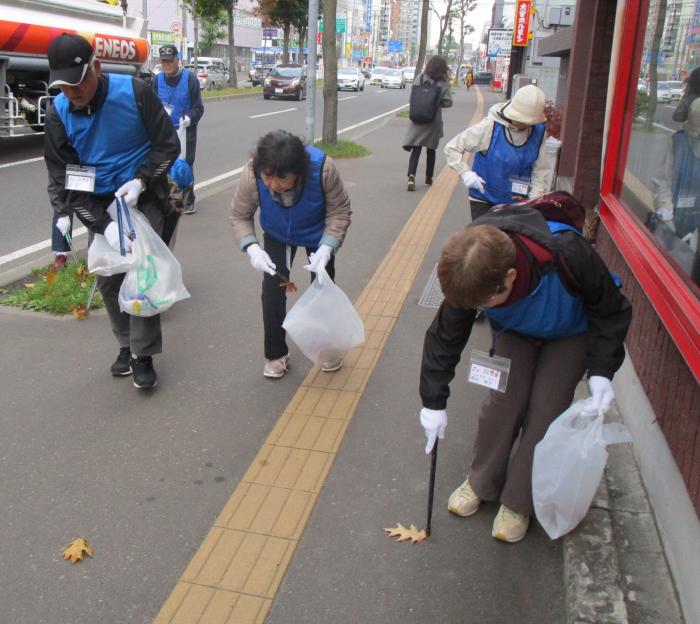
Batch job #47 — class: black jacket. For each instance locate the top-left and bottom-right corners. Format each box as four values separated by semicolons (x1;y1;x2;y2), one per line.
44;74;180;234
420;205;632;410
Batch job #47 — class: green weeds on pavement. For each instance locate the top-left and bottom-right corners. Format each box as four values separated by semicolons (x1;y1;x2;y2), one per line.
313;140;370;158
396;110;409;117
202;85;262;97
0;261;103;316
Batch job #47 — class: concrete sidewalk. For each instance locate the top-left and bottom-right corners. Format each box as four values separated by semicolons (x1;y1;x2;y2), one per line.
0;86;683;624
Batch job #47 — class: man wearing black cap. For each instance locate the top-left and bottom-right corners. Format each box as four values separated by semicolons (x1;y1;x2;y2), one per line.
44;33;180;390
155;44;204;214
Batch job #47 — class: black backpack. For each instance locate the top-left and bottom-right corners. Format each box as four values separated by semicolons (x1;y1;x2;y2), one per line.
409;75;443;124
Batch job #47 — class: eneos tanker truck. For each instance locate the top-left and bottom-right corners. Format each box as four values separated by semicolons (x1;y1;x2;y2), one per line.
0;0;150;137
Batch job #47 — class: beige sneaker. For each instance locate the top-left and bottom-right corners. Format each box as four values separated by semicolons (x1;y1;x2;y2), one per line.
320;357;343;373
263;355;290;379
447;478;481;517
492;505;530;543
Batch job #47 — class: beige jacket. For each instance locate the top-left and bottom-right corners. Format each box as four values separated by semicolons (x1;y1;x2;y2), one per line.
444;102;553;199
230;156;352;251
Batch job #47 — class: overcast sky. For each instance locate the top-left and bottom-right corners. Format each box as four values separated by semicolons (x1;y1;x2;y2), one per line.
429;0;516;48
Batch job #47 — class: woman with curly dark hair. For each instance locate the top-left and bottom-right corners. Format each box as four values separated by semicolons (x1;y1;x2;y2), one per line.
402;56;453;191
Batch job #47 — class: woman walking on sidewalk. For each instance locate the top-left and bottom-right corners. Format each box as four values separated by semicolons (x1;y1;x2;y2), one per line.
403;56;453;191
230;130;352;379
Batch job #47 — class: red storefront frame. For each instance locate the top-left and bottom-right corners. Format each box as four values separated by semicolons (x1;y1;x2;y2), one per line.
600;0;700;382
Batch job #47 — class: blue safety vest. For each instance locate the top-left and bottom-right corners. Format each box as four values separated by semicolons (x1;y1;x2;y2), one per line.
471;122;545;205
156;69;191;129
258;146;327;247
484;221;588;340
671;130;700;238
54;74;150;196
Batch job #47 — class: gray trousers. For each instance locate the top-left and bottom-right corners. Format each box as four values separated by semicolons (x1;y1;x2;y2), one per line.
95;202;165;357
468;331;587;517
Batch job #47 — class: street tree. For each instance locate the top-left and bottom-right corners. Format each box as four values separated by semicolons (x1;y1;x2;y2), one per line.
415;0;430;75
257;0;309;64
431;0;455;57
453;0;476;79
321;0;337;143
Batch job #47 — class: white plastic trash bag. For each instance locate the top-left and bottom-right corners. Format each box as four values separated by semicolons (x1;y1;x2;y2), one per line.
532;399;631;539
282;267;364;364
118;209;190;317
88;233;136;276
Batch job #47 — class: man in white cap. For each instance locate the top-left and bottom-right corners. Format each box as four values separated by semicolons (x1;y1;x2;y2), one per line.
154;44;204;214
444;84;554;221
44;33;180;389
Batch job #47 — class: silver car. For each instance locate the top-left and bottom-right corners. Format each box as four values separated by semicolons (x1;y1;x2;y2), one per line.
186;61;228;90
337;67;365;91
381;68;406;89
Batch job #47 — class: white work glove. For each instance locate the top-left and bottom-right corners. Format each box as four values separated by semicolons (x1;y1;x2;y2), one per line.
179;115;191;129
304;244;333;285
104;221;132;253
420;407;447;454
246;243;276;275
581;376;615;417
460;170;485;194
55;215;71;237
115;178;144;209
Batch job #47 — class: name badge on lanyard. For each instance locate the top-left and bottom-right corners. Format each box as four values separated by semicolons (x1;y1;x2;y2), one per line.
510;175;530;198
65;165;96;192
467;349;511;393
677;194;697;209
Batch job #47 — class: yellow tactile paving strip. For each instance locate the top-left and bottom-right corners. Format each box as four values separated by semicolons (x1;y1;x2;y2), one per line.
154;89;485;624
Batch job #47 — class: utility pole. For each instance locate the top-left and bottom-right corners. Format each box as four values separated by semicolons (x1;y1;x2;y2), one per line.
181;0;188;62
306;0;319;143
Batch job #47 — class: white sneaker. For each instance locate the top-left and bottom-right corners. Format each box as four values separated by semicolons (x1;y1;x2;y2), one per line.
491;505;530;543
447;478;481;517
263;355;290;379
320;357;343;373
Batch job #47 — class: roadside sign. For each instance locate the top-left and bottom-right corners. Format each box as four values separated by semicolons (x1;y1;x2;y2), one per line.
170;20;181;37
487;29;513;57
513;0;532;46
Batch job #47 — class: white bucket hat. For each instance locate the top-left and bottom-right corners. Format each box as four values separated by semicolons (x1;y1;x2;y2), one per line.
501;84;547;125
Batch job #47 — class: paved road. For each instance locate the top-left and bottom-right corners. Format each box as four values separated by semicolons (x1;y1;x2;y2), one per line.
0;82;410;259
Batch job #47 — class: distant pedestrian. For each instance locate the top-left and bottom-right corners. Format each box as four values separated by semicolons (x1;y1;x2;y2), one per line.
466;69;473;90
154;44;204;214
672;66;700;123
403;56;453;191
444;84;554;221
418;192;632;543
44;33;179;389
230;130;352;379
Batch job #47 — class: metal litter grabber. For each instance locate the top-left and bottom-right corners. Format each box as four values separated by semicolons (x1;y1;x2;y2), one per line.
384;440;438;544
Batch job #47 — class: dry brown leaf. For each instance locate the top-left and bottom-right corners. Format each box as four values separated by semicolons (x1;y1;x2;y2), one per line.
384;522;427;544
71;306;89;320
75;265;89;279
79;281;87;289
63;537;93;564
46;271;58;286
24;283;35;289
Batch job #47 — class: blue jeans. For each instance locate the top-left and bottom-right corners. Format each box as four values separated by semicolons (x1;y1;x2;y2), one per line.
51;213;73;253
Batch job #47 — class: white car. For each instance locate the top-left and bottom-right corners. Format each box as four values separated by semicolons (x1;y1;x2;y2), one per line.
369;66;390;85
185;61;228;90
656;81;673;103
337;67;365;91
666;80;684;100
381;68;406;89
402;66;416;82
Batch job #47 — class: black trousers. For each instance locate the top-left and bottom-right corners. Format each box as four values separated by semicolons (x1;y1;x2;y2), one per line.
262;232;336;360
407;146;436;179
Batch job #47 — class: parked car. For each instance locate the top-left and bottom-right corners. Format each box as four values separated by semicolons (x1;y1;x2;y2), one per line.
369;66;390;85
472;71;493;85
381;68;406;89
263;64;307;100
337;67;365;91
249;64;274;86
186;61;228;90
402;66;416;82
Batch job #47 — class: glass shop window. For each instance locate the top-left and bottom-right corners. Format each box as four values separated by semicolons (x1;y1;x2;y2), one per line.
620;0;700;295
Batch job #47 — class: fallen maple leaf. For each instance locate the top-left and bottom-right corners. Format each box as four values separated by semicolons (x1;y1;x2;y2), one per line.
46;271;58;286
384;522;427;544
63;538;93;564
75;265;89;279
71;306;89;320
